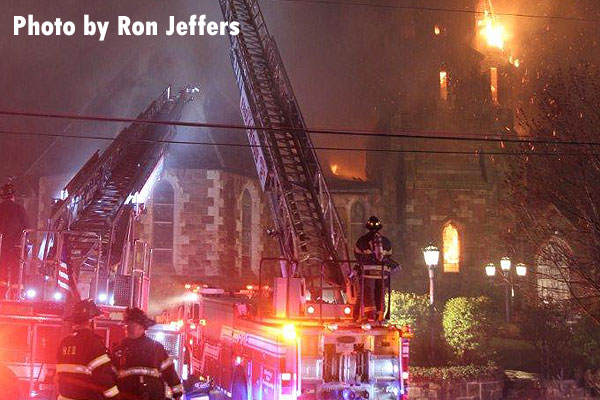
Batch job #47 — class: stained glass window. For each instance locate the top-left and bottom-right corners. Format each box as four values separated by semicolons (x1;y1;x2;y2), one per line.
442;223;460;273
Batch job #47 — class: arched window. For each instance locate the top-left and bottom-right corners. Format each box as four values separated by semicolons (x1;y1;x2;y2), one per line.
152;180;174;274
241;190;252;276
536;240;571;302
350;202;366;248
442;223;460;273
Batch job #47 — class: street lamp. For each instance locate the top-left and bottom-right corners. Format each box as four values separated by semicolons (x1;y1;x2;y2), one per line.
484;258;527;322
423;244;439;362
485;263;496;277
423;244;440;305
515;263;527;277
500;256;511;272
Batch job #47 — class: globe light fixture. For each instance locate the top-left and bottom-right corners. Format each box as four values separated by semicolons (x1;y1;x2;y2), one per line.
500;256;511;272
423;244;440;267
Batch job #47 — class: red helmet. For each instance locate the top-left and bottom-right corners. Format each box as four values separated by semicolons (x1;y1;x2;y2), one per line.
0;183;15;200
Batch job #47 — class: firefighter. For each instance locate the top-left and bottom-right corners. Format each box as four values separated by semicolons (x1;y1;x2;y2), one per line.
0;182;29;297
354;216;398;321
113;307;183;400
56;299;120;400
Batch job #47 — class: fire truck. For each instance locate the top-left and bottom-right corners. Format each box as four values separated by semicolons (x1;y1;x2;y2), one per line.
161;284;411;400
0;86;192;399
159;0;412;399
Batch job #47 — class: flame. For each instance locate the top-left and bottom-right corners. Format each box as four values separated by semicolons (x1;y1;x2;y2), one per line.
478;10;506;50
328;161;366;180
434;25;441;36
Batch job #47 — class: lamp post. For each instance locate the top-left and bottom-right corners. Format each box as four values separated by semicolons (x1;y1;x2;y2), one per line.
500;257;511;322
423;244;440;305
484;258;527;322
423;244;440;361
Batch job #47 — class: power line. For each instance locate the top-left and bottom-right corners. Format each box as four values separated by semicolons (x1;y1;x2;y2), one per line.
268;0;600;23
1;108;600;148
1;127;598;157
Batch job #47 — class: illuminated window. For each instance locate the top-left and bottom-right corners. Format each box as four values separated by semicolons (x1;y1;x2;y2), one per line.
490;67;498;103
241;190;252;276
439;71;448;101
442;223;460;273
350;201;366;248
152;180;174;274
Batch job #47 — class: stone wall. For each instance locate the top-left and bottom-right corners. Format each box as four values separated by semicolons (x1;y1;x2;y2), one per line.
137;168;275;282
410;379;503;400
543;380;597;400
395;151;506;298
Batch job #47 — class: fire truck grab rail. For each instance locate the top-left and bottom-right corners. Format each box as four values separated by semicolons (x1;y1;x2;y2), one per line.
257;257;393;323
17;229;102;301
128;239;151;309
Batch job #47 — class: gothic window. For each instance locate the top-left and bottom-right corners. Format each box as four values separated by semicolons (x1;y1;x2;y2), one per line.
439;70;448;101
536;240;571;302
350;201;366;249
490;67;499;103
152;180;174;272
442;222;460;273
241;190;252;276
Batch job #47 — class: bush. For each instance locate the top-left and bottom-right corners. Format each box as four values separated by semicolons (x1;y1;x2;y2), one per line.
411;361;500;382
389;291;430;330
571;315;600;370
443;297;495;364
389;292;449;365
490;337;539;372
519;303;579;380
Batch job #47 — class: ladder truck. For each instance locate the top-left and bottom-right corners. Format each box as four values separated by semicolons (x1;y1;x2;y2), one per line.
166;1;412;399
0;86;192;400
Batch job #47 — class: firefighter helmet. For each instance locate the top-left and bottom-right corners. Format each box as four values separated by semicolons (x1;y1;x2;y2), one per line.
68;299;102;323
365;216;382;231
125;307;156;329
0;183;15;200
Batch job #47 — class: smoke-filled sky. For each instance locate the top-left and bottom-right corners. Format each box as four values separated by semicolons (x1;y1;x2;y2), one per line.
1;0;599;186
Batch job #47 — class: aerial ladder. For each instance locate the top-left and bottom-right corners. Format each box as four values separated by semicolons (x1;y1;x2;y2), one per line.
19;86;192;306
219;0;354;306
162;3;411;399
0;87;193;400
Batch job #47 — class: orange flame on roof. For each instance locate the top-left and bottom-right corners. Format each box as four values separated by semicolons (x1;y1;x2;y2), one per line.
478;4;507;50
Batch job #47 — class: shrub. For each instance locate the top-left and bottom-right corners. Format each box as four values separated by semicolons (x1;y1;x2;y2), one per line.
389;291;452;366
389;291;430;330
443;296;495;364
519;303;579;380
571;315;600;370
490;337;539;372
410;361;500;382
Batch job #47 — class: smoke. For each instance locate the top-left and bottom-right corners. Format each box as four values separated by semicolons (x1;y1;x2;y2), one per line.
1;0;599;182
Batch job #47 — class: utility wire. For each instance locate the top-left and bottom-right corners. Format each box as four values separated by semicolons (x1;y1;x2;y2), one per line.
1;109;600;148
0;127;598;157
268;0;600;23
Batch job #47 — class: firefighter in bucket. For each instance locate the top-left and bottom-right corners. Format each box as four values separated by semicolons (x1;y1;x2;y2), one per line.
354;216;400;321
113;307;183;400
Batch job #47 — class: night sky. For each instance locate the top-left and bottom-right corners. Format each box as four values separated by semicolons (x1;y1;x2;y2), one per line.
1;0;599;187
